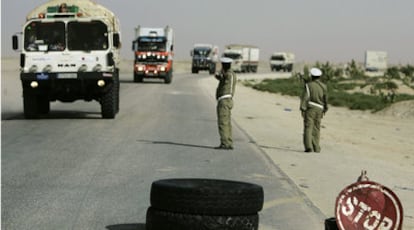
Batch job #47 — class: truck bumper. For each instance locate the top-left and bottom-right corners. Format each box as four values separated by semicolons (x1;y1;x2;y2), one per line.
21;72;116;102
135;71;168;79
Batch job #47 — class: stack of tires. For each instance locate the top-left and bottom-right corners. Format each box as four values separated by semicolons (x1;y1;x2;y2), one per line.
146;178;264;230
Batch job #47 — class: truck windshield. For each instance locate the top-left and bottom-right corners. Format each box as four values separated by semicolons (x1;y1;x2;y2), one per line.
137;37;166;52
223;53;241;59
194;48;211;57
68;21;108;51
271;55;285;61
24;21;66;52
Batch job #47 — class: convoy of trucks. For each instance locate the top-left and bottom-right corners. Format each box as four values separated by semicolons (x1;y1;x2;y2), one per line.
11;1;397;120
269;52;295;72
190;44;219;74
12;0;121;119
222;44;260;73
132;26;174;83
365;50;388;72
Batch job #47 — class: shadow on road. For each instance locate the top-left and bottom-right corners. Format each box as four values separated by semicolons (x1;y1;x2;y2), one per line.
106;223;145;230
137;139;215;149
1;110;102;120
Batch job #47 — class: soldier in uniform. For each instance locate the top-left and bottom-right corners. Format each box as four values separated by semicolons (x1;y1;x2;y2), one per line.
215;57;237;150
300;67;328;153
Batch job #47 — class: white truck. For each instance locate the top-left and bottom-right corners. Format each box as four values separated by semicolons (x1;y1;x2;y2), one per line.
269;52;295;72
222;44;259;73
190;44;219;74
12;0;121;119
365;51;387;72
132;26;174;83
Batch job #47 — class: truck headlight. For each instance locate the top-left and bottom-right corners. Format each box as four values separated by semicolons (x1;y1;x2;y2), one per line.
29;65;38;73
78;64;88;72
93;64;102;72
43;65;52;72
160;66;166;72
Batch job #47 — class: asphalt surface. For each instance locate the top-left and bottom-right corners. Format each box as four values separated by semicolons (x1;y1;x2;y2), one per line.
2;71;326;229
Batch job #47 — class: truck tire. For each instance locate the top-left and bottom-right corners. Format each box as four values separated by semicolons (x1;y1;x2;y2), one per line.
146;207;259;230
192;68;198;74
38;96;50;114
100;84;116;119
150;178;264;215
134;74;143;83
23;91;39;119
164;70;172;84
114;70;120;113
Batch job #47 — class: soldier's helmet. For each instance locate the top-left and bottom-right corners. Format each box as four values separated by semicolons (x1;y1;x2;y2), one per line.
220;57;233;64
310;68;322;77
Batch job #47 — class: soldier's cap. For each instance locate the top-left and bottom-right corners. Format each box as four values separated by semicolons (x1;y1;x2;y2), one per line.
310;67;322;77
220;57;233;64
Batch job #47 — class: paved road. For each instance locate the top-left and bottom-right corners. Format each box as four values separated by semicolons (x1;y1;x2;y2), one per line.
1;72;325;229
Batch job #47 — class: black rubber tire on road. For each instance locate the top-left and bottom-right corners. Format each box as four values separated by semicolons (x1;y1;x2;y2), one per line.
150;178;264;215
146;207;259;230
164;70;172;84
23;90;38;119
100;84;117;119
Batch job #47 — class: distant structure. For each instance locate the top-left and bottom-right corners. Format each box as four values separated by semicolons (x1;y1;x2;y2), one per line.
365;51;387;72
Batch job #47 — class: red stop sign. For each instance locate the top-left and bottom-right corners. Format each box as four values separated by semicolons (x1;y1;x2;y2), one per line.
335;181;403;230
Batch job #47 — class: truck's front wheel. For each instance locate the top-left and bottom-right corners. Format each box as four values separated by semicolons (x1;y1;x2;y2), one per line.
23;91;38;119
164;70;172;84
100;85;117;119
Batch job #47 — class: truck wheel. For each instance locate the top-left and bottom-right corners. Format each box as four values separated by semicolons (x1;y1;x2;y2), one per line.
150;178;263;215
209;65;216;75
134;74;143;83
146;207;259;230
100;84;116;119
114;70;120;113
164;70;172;84
23;91;39;119
192;68;198;74
38;96;50;114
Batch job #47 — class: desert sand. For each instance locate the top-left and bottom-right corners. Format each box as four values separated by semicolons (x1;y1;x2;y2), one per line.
2;58;414;228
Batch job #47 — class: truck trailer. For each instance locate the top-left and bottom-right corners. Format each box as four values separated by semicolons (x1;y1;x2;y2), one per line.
190;44;219;74
222;44;259;73
132;26;174;83
12;0;121;119
365;51;387;72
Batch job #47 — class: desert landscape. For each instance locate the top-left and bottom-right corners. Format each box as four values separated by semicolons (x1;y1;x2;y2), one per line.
2;57;414;228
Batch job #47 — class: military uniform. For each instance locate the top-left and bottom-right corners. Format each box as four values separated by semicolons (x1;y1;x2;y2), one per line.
300;68;328;152
215;58;237;149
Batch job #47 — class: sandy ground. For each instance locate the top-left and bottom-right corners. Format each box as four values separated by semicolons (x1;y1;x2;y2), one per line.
2;58;414;228
201;73;414;229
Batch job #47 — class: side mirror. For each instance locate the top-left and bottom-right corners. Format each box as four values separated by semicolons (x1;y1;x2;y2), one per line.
190;50;193;56
113;33;120;48
12;35;19;50
170;45;173;52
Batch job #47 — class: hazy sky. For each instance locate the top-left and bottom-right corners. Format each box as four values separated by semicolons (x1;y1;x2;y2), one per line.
2;0;414;64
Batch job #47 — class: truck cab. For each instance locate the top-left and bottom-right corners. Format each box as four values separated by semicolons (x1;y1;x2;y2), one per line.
190;44;218;74
270;52;295;72
12;0;121;119
132;26;174;84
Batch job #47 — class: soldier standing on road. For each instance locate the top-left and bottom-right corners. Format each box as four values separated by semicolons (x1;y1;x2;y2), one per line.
215;57;237;150
300;67;328;153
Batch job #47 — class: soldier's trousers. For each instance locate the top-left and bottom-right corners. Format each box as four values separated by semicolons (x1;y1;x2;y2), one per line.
217;98;233;147
303;107;323;152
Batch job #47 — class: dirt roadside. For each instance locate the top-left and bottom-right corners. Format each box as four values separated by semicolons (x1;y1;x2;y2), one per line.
200;73;414;229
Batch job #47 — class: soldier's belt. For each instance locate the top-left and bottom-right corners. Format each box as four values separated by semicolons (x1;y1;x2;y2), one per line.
217;94;232;101
308;101;324;109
